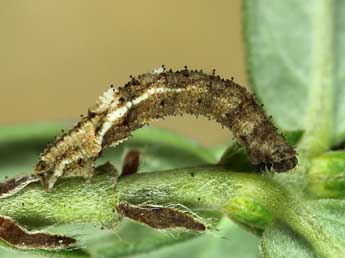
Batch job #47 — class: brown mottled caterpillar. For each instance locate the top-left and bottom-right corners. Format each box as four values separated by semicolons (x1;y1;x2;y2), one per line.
34;66;297;190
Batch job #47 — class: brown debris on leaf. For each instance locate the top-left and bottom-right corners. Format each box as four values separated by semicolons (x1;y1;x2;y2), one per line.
0;175;39;198
0;216;76;250
121;149;140;176
117;202;206;231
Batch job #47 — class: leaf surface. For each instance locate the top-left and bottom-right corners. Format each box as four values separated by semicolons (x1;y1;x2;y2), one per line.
0;124;258;258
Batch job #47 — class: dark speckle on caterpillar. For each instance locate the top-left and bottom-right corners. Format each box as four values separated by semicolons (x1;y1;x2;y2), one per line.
34;66;298;190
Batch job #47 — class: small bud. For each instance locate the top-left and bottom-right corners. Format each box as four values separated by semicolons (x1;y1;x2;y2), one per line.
223;197;272;230
307;151;345;198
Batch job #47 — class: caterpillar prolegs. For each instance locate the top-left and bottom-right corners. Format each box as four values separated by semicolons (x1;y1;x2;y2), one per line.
34;67;297;190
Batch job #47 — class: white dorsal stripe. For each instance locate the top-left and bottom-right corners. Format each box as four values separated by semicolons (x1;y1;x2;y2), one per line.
97;87;186;140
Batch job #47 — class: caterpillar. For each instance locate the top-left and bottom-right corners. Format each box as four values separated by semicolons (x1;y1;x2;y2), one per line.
34;66;297;190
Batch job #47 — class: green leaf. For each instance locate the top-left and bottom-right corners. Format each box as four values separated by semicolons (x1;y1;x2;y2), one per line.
261;199;345;258
85;218;259;258
131;218;259;258
218;143;252;172
0;124;258;258
244;0;343;155
261;222;317;258
0;248;89;258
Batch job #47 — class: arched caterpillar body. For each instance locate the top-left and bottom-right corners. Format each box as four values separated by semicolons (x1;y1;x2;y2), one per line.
34;67;297;190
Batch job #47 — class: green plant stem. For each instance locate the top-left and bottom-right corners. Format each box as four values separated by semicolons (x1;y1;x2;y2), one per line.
116;167;283;226
0;166;342;257
0;171;119;228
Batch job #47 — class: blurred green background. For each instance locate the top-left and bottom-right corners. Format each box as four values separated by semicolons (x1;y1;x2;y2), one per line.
0;0;246;146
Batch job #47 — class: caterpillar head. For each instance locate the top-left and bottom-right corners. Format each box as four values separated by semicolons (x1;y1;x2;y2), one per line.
271;146;298;172
251;144;298;173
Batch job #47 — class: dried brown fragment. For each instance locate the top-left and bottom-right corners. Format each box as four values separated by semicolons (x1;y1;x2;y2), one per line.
0;216;76;250
117;202;206;231
0;175;39;198
121;150;140;176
